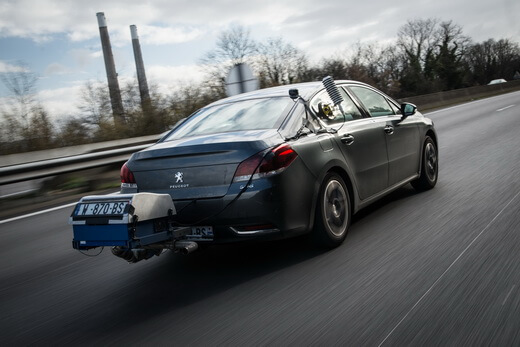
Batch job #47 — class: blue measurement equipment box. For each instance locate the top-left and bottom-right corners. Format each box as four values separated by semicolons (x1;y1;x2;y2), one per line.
70;193;178;250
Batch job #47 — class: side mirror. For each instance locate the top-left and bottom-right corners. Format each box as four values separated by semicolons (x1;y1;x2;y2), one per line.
400;103;417;119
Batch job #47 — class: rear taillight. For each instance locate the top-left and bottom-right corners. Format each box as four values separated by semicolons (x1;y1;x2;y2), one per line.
233;152;264;182
120;162;137;187
233;144;298;182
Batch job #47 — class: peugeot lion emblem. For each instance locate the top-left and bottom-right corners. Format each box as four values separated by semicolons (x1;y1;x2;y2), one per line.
175;172;184;183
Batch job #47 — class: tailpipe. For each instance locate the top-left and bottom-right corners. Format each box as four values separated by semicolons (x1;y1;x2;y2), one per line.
174;241;198;255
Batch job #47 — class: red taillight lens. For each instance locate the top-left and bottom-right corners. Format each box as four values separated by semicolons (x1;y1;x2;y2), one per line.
233;152;264;182
257;144;297;175
233;144;298;182
120;162;136;183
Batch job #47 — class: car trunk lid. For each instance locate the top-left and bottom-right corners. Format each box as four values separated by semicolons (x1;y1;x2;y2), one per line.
128;129;283;200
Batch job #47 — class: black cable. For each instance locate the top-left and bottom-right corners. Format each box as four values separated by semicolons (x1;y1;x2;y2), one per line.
172;148;269;227
79;246;104;257
330;106;347;133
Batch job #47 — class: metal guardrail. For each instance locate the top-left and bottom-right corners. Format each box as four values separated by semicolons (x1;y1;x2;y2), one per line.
1;133;161;167
401;79;520;110
0;144;150;185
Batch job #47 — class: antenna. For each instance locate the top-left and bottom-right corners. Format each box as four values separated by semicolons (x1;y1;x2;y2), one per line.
322;76;343;106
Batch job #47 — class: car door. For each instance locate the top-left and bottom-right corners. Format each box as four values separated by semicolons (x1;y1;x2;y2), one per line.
384;106;421;185
310;88;389;200
348;85;420;186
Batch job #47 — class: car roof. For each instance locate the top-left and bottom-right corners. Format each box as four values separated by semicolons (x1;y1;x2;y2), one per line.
207;80;373;107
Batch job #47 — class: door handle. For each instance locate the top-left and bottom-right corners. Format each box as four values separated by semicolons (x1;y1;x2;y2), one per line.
384;125;394;135
341;134;355;145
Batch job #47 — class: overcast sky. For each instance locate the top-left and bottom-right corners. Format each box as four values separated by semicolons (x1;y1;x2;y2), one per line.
0;0;519;121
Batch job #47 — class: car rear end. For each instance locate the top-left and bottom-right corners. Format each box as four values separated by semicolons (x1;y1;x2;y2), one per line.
121;96;316;243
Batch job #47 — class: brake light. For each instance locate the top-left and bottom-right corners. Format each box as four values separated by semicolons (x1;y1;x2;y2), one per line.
120;162;136;184
233;144;298;182
233;152;264;182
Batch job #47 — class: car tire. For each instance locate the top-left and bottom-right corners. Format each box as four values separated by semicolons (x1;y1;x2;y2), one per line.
411;136;438;191
313;172;351;248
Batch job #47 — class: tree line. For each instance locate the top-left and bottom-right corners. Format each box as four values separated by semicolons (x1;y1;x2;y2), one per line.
1;18;519;155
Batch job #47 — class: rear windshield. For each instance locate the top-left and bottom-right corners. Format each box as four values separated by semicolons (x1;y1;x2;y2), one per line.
164;97;293;140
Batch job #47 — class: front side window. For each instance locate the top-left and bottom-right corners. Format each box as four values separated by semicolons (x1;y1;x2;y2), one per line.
349;86;395;117
389;101;402;115
164;97;293;141
310;88;363;125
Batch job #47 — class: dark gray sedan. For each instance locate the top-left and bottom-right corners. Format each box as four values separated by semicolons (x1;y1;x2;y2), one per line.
121;79;437;248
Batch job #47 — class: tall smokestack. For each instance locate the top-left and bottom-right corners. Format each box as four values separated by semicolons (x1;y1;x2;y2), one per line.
130;25;151;110
97;12;125;125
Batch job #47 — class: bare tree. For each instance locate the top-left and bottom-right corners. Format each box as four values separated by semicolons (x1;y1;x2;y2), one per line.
360;44;403;95
0;65;55;153
0;65;38;130
433;21;470;90
465;38;520;85
256;37;309;87
168;82;220;121
398;18;439;70
76;78;181;141
120;78;142;114
25;106;54;151
56;117;91;147
397;18;440;95
77;80;112;126
318;56;349;81
200;25;257;94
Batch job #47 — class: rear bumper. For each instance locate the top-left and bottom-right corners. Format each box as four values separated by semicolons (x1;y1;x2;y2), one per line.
125;158;317;243
176;172;314;242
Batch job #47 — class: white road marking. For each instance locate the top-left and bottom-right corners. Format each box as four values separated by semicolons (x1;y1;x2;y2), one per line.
425;101;485;115
0;189;37;199
0;202;78;225
425;96;497;115
0;191;119;225
502;285;516;306
378;189;520;346
425;91;520;116
497;105;515;112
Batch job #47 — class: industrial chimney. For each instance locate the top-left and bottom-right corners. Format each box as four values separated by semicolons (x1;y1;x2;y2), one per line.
96;12;125;125
130;25;151;110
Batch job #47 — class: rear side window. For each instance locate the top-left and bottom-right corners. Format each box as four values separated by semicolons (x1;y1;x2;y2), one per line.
310;88;363;125
165;97;293;140
349;86;395;117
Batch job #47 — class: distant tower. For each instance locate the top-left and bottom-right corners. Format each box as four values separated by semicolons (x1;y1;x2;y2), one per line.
130;25;151;110
96;12;125;124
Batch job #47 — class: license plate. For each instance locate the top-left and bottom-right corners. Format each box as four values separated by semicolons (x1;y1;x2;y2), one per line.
75;201;129;216
189;226;214;240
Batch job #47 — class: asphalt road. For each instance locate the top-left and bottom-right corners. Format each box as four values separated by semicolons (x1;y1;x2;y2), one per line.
1;92;520;345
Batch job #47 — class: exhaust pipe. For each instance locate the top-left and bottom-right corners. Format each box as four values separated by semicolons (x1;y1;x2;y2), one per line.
174;241;198;255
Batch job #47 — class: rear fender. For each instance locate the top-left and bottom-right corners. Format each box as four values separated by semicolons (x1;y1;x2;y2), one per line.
307;160;358;230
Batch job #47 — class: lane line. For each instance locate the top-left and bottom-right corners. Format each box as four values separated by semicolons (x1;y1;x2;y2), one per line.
497;105;515;112
0;189;37;199
502;285;516;306
378;189;520;346
425;103;480;115
0;191;120;225
425;91;520;116
0;202;77;225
